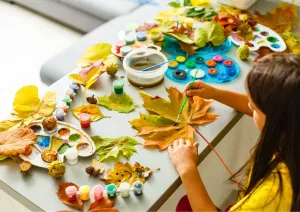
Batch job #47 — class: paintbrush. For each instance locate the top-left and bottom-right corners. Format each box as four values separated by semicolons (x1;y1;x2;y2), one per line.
140;59;175;72
173;69;199;126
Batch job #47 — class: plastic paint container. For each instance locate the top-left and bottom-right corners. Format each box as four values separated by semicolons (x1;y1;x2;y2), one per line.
113;79;124;94
119;182;131;198
65;148;79;165
92;185;104;201
65;186;77;202
79;185;90;201
79;113;91;128
106;184;117;199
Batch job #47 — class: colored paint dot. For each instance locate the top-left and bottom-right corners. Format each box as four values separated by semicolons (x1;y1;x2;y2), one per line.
257;40;265;45
190;69;205;78
168;61;178;68
30;124;42;133
254;27;260;32
58;143;71;154
185;60;196;68
267;36;278;43
195;56;204;63
58;128;70;138
271;44;280;49
224;60;233;67
226;67;237;76
218;73;228;80
208;68;218;76
176;56;186;63
260;31;269;36
205;60;216;67
172;69;187;80
213;55;224;62
69;134;81;142
246;42;254;47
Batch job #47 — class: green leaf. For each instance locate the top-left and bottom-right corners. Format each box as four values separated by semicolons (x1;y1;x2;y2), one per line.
97;92;135;113
0;155;8;161
194;22;225;47
92;136;140;162
168;2;181;8
184;0;191;6
166;33;194;44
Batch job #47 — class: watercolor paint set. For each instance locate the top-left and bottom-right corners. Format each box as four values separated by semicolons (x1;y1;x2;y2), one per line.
230;23;286;52
19;120;96;168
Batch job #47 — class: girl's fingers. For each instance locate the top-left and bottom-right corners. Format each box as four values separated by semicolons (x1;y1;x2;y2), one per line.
185;140;192;147
186;89;202;97
179;138;185;146
193;142;199;154
173;140;179;148
168;146;173;154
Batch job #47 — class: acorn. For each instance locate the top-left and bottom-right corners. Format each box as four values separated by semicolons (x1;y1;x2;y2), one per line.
92;168;101;177
20;161;32;174
85;165;94;175
87;95;97;104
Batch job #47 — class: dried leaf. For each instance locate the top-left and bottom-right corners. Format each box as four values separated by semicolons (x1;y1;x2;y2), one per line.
219;5;242;18
72;105;104;122
97;92;135;113
129;88;217;150
56;182;83;211
69;67;102;92
236;23;254;42
253;2;298;33
136;23;157;32
0;119;23;132
178;41;198;55
282;31;300;54
101;162;151;187
77;43;112;67
254;46;274;62
194;22;226;47
92;159;105;174
0;127;36;156
165;33;194;44
88;197;116;212
92;136;140;162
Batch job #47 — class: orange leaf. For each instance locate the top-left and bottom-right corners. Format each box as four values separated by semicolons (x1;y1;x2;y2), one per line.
253;2;298;33
88;197;117;212
0;127;36;156
178;41;198;55
129;88;217;150
56;182;83;211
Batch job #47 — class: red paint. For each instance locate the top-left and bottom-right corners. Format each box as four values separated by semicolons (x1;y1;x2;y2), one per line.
65;186;77;202
223;60;233;67
79;113;91;128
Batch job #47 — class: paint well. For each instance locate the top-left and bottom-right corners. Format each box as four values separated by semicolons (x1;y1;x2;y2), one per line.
69;134;81;142
29;124;42;133
267;36;278;43
260;31;269;36
36;135;50;147
271;44;280;49
58;128;70;138
58;143;71;154
254;27;260;32
76;142;91;154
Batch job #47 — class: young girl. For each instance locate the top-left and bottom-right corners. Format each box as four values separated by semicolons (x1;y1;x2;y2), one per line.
168;53;300;211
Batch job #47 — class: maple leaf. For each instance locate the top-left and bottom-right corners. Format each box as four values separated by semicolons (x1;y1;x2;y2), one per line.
236;23;254;42
253;2;298;34
129;88;217;150
165;32;194;44
77;43;112;67
92;136;140;162
101;162;151;187
0;127;36;156
179;41;198;55
97;92;135;113
282;31;300;54
0;155;8;161
88;197;117;212
72;104;105;122
194;22;226;47
186;7;217;20
56;182;83;211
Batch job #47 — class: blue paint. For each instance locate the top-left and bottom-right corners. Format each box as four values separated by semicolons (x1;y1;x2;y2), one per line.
226;67;237;76
271;44;280;49
36;135;50;147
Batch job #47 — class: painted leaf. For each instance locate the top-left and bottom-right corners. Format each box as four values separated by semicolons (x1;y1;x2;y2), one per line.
194;22;226;47
0;127;36;156
68;74;85;85
101;162;151;187
72;105;104;122
168;1;181;8
165;33;194;44
0;119;23;132
253;2;298;33
77;43;112;67
56;182;83;211
88;197;117;212
129;88;217;150
97;92;135;113
92;136;140;162
13;85;40;117
236;23;254;42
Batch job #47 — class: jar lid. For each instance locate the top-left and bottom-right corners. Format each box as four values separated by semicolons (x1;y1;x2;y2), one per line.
113;79;124;88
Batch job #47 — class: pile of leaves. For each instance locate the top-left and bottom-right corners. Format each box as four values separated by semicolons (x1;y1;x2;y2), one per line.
0;86;56;131
130;87;217;150
92;136;140;162
101;162;152;187
57;182;118;212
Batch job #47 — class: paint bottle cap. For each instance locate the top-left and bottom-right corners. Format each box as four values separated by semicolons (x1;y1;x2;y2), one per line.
223;60;233;67
57;102;69;109
120;46;132;56
79;185;90;194
120;182;130;191
106;184;117;193
213;55;224;62
63;95;72;103
115;40;126;49
113;79;124;88
80;113;91;123
185;60;196;68
70;83;79;90
168;61;178;68
65;186;77;195
66;148;78;160
206;60;216;67
136;32;147;41
66;88;75;97
176;56;186;63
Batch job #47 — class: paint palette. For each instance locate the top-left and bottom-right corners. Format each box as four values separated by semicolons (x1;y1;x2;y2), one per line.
166;54;240;84
19;120;96;168
229;23;286;52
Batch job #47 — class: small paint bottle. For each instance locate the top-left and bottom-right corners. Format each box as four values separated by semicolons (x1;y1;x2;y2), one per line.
106;184;117;199
79;113;91;129
79;185;90;201
133;181;144;196
92;185;104;201
56;102;69;113
55;109;66;121
113;79;124;94
66;88;76;99
65;148;79;165
70;83;80;94
136;32;147;41
62;95;72;107
65;186;77;202
119;182;131;198
120;46;132;56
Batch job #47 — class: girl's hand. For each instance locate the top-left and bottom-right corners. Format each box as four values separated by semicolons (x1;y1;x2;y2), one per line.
184;80;218;102
168;139;199;175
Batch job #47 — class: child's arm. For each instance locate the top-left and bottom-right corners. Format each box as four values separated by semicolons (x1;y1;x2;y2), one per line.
184;81;253;117
168;139;217;211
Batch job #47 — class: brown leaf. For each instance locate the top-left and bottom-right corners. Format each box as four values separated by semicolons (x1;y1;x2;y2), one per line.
101;162;152;187
0;127;36;156
178;41;198;55
56;182;83;211
88;197;116;212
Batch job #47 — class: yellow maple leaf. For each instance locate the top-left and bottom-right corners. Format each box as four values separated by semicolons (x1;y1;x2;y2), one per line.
72;104;104;122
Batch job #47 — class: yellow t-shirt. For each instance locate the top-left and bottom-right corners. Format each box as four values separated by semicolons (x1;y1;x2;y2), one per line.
230;162;292;211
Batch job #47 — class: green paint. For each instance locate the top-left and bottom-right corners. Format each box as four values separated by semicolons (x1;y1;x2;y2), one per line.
267;36;278;43
185;60;196;68
113;80;124;95
254;27;260;32
58;143;71;154
69;134;81;142
195;56;204;63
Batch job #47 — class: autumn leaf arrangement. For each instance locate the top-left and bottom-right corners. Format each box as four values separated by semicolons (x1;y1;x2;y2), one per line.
0;85;55;161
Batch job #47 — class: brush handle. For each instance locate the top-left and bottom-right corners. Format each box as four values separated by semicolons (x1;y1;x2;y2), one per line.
141;59;174;72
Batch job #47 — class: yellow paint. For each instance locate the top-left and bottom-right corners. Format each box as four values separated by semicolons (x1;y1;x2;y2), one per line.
79;185;90;201
176;56;186;63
